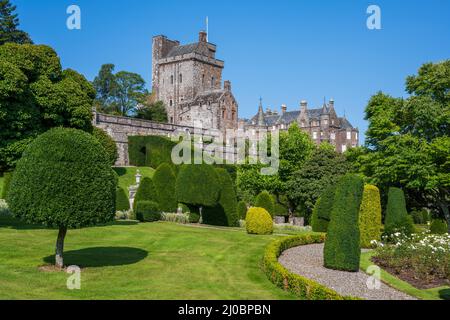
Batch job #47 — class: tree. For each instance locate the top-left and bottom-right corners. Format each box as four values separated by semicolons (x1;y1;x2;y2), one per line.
310;184;337;232
255;190;275;217
0;43;95;172
245;207;273;235
135;98;168;123
359;185;382;248
0;0;32;45
92;127;118;166
286;143;349;223
7;128;117;268
153;163;177;213
133;177;157;212
384;187;414;236
93;64;117;111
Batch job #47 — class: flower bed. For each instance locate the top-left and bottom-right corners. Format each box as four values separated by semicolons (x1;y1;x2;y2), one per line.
261;233;356;300
371;232;450;289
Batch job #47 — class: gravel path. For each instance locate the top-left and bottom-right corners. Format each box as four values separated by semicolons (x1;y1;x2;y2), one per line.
279;243;416;300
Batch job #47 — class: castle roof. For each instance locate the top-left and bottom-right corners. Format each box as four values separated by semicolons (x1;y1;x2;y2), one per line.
166;42;206;58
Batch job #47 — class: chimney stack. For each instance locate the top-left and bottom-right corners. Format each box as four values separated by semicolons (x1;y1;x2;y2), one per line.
199;31;207;43
224;80;231;92
329;98;335;109
281;104;287;114
300;100;308;110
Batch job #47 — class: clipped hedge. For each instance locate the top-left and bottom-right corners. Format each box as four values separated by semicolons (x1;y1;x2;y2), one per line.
359;185;382;248
189;212;200;223
237;201;248;220
128;135;176;168
135;200;161;222
311;198;328;232
261;234;354;300
133;177;157;212
92;127;118;165
116;187;130;211
324;174;364;272
384;187;415;236
1;171;13;199
311;185;337;232
255;191;275;217
430;219;448;234
153;163;177;213
245;207;273;235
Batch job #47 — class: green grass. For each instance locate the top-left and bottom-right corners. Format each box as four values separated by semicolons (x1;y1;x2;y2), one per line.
0;176;3;198
0;216;298;300
360;251;449;300
113;167;155;191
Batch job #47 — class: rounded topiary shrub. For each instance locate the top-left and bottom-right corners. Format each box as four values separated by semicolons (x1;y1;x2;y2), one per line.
189;212;200;223
237;201;248;220
245;207;273;235
133;177;157;212
135;200;161;222
1;171;13;200
430;219;448;234
255;191;275;217
178;203;190;214
7;128;117;268
116;187;130;212
384;187;415;236
92;127;118;166
153;163;177;213
311;184;337;232
324;174;364;272
359;184;382;248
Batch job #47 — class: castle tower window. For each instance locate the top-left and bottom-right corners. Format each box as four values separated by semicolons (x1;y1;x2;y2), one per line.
331;132;336;140
169;99;173;107
179;74;182;83
313;132;318;139
170;75;174;85
211;77;215;88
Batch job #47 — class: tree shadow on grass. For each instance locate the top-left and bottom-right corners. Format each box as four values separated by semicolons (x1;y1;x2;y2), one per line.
43;247;148;268
439;288;450;300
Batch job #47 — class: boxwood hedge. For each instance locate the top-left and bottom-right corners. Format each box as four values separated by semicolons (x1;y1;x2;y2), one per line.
359;184;382;248
153;163;177;213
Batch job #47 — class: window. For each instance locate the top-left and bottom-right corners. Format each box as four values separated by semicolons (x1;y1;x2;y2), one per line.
342;145;347;153
169;100;173;107
330;133;336;140
313;132;318;139
202;74;205;86
347;131;351;140
211;77;215;88
170;117;173;123
179;74;182;83
170;75;174;84
355;132;358;141
324;119;328;125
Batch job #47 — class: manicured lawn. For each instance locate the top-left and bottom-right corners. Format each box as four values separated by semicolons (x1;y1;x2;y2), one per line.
0;216;297;300
360;251;449;300
113;167;155;191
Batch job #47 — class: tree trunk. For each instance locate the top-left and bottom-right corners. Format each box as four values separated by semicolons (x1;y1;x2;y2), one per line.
55;227;67;269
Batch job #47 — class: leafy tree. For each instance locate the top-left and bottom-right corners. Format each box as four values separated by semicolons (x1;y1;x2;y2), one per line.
7;128;117;268
93;64;117;111
92;127;118;165
135;98;168;123
0;0;32;45
255;190;275;217
0;43;95;172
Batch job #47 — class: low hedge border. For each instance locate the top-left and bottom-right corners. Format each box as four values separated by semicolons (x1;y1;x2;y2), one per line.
261;233;357;300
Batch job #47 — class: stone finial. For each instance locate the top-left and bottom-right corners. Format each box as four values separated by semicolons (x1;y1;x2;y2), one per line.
300;100;308;110
135;169;142;185
257;98;265;126
199;31;207;43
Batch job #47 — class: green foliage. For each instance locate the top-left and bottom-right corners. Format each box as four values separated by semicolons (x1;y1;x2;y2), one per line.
0;0;32;45
0;43;95;172
133;177;157;212
255;191;275;217
7;128;117;228
237;201;248;220
176;164;220;208
128;135;176;168
274;202;288;217
411;209;429;224
261;234;353;300
1;171;12;199
135;201;161;222
245;207;273;235
324;174;364;271
92;127;118;165
311;184;337;232
384;187;415;236
359;185;382;248
430;219;448;235
135;99;168;123
115;187;130;212
178;203;190;213
153;163;177;213
189;212;200;223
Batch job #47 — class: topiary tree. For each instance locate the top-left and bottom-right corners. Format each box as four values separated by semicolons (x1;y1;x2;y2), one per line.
359;185;382;248
7;128;116;268
255;191;275;217
237;201;248;220
310;184;337;232
135;200;160;222
115;187;130;212
384;187;415;236
175;164;220;219
202;168;238;227
324;174;364;272
430;219;448;234
1;171;12;199
92;127;118;166
133;177;157;212
245;207;273;235
153;163;177;213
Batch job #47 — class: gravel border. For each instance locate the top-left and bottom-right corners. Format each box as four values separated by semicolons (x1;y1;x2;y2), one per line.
278;243;416;300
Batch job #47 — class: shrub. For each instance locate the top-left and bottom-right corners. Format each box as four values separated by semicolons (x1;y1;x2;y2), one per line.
128;135;176;168
135;201;161;222
189;212;200;223
7;128;116;267
384;187;415;236
274;202;289;217
0;199;10;216
202;168;238;227
237;201;248;220
255;191;275;217
359;185;382;248
324;174;364;272
133;177;157;212
245;207;273;235
116;187;130;211
311;184;336;232
430;219;448;234
161;212;189;224
92;127;118;165
311;198;328;232
178;203;190;214
153;163;177;213
411;209;430;224
1;171;13;199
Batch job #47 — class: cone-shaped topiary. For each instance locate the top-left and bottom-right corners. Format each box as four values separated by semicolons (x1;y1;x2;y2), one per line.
92;127;118;165
1;171;13;199
255;191;275;217
430;219;448;234
237;201;248;220
133;177;157;212
311;184;337;232
384;187;415;236
246;207;273;235
153;163;177;213
324;174;364;272
359;185;382;248
116;187;130;211
7;128;117;268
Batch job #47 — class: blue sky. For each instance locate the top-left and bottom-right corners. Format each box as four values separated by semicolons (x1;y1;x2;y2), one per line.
14;0;450;143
